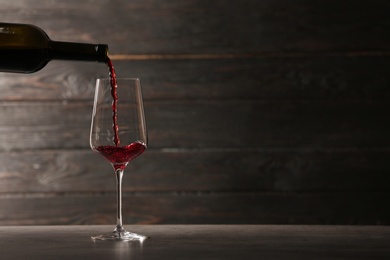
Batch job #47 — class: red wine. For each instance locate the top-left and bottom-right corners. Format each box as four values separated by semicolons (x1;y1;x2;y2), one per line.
106;57;120;146
95;142;146;170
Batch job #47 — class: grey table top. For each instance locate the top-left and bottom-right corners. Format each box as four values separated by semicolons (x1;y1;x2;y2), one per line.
0;225;389;259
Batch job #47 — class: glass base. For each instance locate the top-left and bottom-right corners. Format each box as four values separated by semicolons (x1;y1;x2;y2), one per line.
92;228;147;241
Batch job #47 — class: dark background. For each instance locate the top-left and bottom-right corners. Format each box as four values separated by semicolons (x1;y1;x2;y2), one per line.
0;0;389;225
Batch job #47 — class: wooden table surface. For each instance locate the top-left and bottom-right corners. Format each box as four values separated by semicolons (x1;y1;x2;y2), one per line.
0;225;389;259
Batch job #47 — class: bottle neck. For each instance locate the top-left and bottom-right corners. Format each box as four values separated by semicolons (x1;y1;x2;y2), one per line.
49;41;108;63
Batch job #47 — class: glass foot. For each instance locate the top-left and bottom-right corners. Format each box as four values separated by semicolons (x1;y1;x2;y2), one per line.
92;228;147;241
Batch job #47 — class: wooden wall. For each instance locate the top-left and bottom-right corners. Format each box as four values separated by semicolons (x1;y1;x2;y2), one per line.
0;0;390;225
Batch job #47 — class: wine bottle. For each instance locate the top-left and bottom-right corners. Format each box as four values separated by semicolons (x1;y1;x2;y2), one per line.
0;22;108;73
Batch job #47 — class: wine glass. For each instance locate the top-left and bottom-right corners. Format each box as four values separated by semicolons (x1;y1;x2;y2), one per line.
90;78;147;241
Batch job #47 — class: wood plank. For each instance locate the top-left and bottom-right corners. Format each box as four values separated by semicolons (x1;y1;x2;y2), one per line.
1;0;389;54
1;149;390;193
0;192;389;225
1;225;390;260
1;57;390;101
0;99;389;150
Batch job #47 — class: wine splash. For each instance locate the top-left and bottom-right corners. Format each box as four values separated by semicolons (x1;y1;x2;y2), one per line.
96;142;146;170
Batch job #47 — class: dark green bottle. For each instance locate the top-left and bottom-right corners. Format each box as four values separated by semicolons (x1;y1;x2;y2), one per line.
0;22;108;73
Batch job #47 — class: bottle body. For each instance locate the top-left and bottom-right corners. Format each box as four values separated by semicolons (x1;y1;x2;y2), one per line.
0;23;108;73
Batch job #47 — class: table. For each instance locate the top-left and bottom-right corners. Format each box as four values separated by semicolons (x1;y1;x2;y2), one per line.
0;225;389;259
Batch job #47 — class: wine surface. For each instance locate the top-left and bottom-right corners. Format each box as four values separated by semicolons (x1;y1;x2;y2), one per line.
95;142;146;170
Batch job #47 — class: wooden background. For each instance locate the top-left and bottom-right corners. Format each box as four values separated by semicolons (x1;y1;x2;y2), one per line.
0;0;390;225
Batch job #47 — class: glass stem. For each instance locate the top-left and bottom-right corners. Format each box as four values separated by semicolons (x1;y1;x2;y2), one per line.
114;168;125;233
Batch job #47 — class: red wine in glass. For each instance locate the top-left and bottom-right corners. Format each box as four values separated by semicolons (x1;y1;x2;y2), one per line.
96;142;146;171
